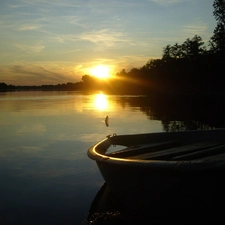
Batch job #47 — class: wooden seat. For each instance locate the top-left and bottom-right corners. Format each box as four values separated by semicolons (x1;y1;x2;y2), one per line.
106;141;180;158
172;144;225;160
126;141;224;160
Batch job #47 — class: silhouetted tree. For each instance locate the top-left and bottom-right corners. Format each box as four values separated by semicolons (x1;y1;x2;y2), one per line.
210;0;225;53
116;69;127;77
0;82;8;91
181;35;206;59
162;35;206;61
162;43;183;61
1;1;224;95
162;45;173;62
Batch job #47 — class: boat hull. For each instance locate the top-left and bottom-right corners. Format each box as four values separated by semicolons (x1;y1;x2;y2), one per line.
96;158;225;193
88;129;225;192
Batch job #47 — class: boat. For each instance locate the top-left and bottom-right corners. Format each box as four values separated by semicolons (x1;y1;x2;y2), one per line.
88;129;225;193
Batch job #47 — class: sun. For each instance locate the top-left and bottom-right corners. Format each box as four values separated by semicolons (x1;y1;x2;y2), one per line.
90;65;111;79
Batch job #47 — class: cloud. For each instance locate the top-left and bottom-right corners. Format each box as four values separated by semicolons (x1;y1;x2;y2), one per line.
0;63;77;85
14;43;45;53
20;0;83;8
16;24;41;31
149;0;181;5
64;15;86;28
78;29;129;47
182;21;208;36
12;65;65;80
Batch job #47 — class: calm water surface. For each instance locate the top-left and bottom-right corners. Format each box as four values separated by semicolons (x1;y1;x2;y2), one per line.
0;91;164;224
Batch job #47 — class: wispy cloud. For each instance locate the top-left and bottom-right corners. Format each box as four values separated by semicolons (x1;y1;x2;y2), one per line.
149;0;181;6
0;0;215;85
20;0;83;8
182;21;208;36
7;4;22;9
180;19;211;42
14;43;45;53
16;24;41;31
0;63;75;85
11;64;64;79
78;29;129;47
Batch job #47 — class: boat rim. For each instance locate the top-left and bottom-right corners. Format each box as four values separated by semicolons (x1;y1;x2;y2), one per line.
87;135;225;171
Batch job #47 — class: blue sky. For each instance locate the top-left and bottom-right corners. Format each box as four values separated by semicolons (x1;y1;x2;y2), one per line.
0;0;215;85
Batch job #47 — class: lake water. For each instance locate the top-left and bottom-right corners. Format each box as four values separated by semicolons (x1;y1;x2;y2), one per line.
1;91;225;224
0;91;166;225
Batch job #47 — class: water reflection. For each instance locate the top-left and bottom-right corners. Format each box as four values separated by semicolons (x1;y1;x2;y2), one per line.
1;91;225;224
88;181;225;224
116;94;225;131
94;93;109;111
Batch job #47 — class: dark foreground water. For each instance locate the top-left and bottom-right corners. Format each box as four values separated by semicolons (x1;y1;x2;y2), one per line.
0;91;163;224
0;91;225;224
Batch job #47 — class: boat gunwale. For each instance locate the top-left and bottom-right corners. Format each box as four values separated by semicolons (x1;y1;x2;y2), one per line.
87;129;225;171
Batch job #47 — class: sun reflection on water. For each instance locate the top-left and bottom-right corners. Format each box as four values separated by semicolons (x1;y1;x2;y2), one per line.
94;93;108;111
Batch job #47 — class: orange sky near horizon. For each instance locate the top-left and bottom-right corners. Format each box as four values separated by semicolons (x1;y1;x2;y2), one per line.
0;0;215;86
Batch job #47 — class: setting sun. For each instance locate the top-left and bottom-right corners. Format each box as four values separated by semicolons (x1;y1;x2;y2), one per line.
90;65;111;79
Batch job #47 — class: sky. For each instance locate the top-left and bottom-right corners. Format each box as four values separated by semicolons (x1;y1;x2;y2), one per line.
0;0;216;86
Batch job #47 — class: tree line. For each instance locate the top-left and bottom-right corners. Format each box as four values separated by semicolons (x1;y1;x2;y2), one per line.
1;0;225;95
112;0;225;94
0;82;83;91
